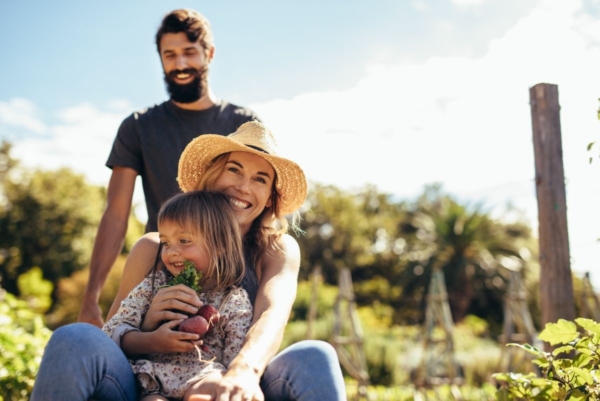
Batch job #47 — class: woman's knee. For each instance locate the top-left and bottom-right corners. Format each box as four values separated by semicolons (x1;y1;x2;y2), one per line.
47;323;117;357
262;341;345;400
280;340;338;365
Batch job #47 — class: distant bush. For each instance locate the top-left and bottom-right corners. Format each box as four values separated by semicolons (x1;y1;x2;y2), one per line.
45;255;126;329
0;288;52;401
286;281;503;388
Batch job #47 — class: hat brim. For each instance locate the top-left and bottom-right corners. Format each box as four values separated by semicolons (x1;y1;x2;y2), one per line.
178;134;307;215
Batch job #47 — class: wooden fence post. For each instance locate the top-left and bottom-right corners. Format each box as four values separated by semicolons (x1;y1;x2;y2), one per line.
581;272;600;322
306;265;321;339
331;268;370;400
497;268;539;374
529;83;575;343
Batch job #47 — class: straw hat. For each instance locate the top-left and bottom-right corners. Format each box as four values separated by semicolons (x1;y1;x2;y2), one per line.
177;120;307;215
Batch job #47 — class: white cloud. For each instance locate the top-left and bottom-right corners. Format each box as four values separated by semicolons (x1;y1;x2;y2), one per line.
252;0;600;286
12;103;123;183
451;0;486;7
6;100;148;222
0;98;47;134
411;0;430;12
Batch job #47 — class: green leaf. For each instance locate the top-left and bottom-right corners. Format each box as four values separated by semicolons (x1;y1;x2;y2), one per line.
572;353;592;369
507;343;545;358
565;387;588;401
568;367;593;385
575;318;600;337
159;261;202;292
492;373;511;382
553;345;574;357
538;319;579;346
495;387;510;401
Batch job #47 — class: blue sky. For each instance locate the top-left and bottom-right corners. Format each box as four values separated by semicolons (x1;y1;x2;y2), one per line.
2;0;600;289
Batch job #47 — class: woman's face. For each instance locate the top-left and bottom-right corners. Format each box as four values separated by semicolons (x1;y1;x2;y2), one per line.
213;151;275;235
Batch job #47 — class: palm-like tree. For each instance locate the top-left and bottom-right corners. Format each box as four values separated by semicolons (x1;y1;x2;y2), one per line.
398;185;535;328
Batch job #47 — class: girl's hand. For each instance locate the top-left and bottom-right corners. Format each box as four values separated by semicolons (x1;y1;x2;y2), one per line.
151;319;202;353
141;284;203;331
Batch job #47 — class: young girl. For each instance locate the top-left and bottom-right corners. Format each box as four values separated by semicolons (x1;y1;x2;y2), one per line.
102;190;253;401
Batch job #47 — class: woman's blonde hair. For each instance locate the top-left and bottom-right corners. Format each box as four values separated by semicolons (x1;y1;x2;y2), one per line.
156;190;245;291
195;153;302;268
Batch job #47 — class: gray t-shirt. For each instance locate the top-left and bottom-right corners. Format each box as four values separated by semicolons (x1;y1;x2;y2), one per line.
106;99;260;232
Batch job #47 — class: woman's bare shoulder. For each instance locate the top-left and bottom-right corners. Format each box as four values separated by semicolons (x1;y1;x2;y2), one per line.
133;232;160;249
261;233;300;274
274;233;300;255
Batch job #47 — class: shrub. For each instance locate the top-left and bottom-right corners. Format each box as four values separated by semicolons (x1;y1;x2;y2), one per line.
494;318;600;400
0;288;52;401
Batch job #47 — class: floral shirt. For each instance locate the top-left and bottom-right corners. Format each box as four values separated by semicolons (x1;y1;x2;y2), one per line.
102;270;253;399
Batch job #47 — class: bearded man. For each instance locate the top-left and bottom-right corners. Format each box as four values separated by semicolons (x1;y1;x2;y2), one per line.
78;9;260;327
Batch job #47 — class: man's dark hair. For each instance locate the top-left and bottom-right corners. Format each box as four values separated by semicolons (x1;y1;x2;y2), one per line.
155;9;214;54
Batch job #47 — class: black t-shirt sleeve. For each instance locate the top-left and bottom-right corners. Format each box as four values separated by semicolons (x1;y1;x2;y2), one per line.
106;114;142;174
232;104;261;125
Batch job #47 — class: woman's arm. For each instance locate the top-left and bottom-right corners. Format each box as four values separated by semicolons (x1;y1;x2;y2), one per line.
214;233;300;399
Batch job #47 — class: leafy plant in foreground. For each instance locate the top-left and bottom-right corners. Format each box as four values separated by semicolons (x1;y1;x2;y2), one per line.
0;288;52;401
160;261;202;292
494;318;600;400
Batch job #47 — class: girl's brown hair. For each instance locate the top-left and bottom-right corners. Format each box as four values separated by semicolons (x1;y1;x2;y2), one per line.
155;191;245;291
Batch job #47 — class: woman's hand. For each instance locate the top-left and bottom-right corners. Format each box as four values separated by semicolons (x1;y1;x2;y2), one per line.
141;284;203;332
212;364;264;401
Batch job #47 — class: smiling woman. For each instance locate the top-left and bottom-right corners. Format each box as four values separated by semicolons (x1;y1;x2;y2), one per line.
32;120;347;401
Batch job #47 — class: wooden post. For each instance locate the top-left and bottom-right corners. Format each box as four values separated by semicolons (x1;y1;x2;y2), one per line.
497;269;539;374
306;265;321;339
416;269;462;389
581;272;600;322
331;268;370;400
529;83;576;342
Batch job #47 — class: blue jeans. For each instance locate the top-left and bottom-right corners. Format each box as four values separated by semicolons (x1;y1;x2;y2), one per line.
31;323;346;401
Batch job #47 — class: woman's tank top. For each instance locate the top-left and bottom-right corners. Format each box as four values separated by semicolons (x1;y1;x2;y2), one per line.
240;252;259;306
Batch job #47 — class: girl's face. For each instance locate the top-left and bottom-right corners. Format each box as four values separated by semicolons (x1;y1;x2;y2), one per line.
159;219;210;280
212;151;275;235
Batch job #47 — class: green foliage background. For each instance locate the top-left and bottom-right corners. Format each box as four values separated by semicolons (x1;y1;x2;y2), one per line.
0;289;52;401
1;138;593;400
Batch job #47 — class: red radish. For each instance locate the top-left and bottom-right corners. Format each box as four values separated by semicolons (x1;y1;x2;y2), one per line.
197;305;220;332
178;315;210;337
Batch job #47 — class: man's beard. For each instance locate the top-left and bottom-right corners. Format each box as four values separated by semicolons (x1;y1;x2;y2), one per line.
164;66;208;103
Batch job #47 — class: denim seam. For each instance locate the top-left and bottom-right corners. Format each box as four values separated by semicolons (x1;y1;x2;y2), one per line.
264;378;297;401
96;374;130;401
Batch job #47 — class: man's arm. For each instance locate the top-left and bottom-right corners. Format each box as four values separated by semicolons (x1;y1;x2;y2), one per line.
214;233;300;400
78;166;138;327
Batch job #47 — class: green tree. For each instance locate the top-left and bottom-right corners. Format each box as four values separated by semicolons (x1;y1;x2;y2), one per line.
0;164;105;301
398;185;536;329
0;141;144;310
297;184;408;291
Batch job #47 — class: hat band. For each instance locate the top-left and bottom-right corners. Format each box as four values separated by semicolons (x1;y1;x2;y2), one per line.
245;144;270;155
